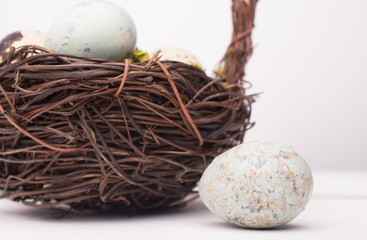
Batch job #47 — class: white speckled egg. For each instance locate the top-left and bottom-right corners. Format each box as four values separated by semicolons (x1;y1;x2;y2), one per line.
198;141;313;229
45;0;136;61
155;47;201;66
0;29;45;62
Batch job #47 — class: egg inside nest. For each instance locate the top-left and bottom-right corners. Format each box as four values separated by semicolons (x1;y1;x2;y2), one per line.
0;29;45;62
45;0;137;62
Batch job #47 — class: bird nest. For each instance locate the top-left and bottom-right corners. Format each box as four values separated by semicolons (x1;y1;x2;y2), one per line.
0;0;257;212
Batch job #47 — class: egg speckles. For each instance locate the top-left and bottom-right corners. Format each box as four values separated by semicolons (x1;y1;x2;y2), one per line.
45;0;137;61
198;141;313;228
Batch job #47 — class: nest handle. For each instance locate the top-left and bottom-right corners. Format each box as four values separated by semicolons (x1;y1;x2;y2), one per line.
217;0;257;82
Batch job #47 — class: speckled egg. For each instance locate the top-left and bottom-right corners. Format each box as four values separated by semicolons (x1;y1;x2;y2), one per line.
154;47;201;66
0;29;45;62
45;0;137;61
198;141;313;229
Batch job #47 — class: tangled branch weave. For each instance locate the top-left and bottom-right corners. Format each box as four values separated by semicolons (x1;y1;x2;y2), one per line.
0;0;257;211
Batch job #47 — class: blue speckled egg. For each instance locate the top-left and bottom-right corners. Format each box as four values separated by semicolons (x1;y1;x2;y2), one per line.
199;141;313;229
45;0;137;61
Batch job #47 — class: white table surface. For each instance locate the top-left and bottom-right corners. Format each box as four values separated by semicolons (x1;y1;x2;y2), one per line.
1;170;366;240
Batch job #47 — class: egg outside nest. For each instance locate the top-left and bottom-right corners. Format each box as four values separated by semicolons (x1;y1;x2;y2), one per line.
198;140;313;229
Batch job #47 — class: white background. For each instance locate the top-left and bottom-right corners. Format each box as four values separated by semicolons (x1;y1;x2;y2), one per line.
1;2;367;239
1;0;366;170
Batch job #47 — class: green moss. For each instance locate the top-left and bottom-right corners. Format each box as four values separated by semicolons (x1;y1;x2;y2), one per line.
188;61;206;72
131;49;150;63
179;72;192;77
221;82;229;88
215;63;226;78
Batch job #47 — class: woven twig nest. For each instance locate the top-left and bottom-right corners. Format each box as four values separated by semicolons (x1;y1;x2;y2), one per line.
0;0;257;211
